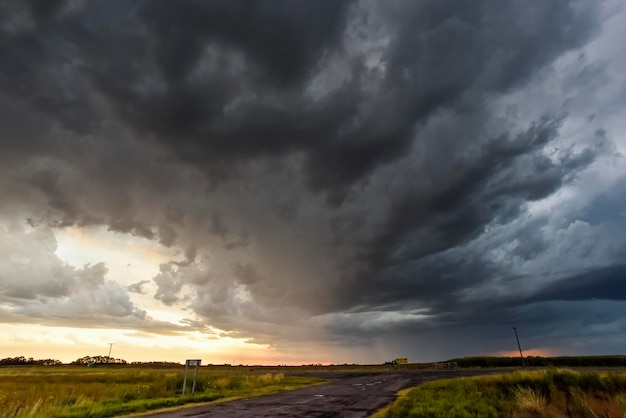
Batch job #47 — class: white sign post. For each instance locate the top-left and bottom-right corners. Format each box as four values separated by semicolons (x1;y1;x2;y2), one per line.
182;359;201;395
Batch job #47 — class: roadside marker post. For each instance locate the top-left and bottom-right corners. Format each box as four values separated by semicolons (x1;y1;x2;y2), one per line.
182;359;201;395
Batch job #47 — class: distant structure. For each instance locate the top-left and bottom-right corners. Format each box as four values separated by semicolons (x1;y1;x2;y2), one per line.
384;358;409;367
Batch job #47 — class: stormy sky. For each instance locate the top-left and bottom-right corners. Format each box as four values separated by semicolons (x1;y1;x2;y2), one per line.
1;0;625;363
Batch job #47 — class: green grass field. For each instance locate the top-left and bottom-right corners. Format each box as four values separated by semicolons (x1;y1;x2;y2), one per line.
374;369;626;417
0;366;321;418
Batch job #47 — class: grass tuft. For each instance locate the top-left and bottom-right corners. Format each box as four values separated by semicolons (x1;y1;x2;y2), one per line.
512;385;546;413
376;369;626;418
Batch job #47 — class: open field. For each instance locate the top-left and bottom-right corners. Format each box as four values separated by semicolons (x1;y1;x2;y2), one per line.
0;365;320;418
373;368;626;417
3;360;626;418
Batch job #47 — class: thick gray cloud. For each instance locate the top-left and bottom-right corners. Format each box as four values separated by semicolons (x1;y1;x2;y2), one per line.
1;0;625;361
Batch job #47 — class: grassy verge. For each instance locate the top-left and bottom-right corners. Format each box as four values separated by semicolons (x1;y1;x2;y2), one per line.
0;366;321;418
373;369;626;417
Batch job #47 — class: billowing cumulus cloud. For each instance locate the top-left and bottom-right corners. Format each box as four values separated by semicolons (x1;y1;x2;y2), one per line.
0;0;625;361
0;225;141;323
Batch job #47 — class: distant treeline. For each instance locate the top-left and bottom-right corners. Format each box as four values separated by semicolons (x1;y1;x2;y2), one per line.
446;355;626;368
0;356;61;366
0;356;184;367
73;357;183;366
72;356;127;365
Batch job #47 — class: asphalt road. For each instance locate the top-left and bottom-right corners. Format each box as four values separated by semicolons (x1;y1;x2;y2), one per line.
138;369;505;418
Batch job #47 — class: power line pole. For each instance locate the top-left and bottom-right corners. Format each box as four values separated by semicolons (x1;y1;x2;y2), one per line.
107;343;115;358
512;327;525;366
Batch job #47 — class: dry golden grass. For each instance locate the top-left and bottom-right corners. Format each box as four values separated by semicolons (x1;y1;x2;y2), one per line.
0;366;318;418
512;386;546;413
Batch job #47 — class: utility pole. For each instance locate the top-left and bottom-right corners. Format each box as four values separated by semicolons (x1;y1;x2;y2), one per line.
512;327;525;366
107;343;115;358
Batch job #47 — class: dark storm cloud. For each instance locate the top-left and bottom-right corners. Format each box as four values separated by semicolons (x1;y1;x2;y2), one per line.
0;0;623;360
145;0;353;85
532;265;626;302
114;0;596;194
26;0;66;24
1;1;598;191
363;118;569;265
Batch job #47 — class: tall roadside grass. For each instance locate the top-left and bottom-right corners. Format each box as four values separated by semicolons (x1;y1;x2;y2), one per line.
0;366;320;418
373;369;626;418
